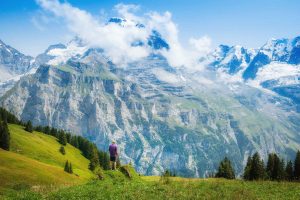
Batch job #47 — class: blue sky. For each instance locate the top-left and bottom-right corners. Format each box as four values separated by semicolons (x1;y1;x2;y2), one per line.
1;0;300;56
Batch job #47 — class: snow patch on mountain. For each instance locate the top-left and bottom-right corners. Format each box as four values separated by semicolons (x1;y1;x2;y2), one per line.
238;62;300;99
47;42;88;66
255;62;300;83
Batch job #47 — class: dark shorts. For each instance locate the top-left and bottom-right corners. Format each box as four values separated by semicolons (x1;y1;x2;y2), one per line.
110;156;116;162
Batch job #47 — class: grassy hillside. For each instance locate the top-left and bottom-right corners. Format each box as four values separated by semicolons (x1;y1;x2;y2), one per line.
8;124;93;179
0;124;94;193
2;124;300;200
0;149;82;190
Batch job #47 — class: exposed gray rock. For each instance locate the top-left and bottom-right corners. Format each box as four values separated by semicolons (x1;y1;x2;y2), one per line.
2;52;300;178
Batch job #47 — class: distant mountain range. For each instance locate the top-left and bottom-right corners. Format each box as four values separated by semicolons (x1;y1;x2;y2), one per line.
0;18;299;177
208;36;300;104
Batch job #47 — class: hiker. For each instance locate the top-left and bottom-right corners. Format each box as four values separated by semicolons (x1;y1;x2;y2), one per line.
109;140;118;170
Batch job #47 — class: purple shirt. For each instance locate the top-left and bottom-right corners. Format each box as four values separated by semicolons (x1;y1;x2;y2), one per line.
109;144;118;157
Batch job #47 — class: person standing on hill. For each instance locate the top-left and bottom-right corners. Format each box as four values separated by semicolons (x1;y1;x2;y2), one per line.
109;141;118;170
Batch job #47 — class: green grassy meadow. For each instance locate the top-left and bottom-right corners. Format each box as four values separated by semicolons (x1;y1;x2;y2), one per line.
8;124;93;180
47;177;300;200
3;173;300;200
1;124;300;200
0;124;93;195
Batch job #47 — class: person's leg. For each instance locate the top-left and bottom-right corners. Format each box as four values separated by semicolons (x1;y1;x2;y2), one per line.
113;161;117;170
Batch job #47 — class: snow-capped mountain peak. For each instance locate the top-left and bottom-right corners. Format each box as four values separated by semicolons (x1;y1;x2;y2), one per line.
209;44;251;75
207;35;300;104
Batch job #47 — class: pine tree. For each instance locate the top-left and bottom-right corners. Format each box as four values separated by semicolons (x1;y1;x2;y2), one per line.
24;120;33;133
77;137;84;150
215;157;235;179
278;159;286;181
99;151;110;170
34;126;43;132
266;153;285;181
243;156;252;180
98;151;104;168
286;160;294;181
44;126;51;135
0;108;8;123
0;121;10;151
81;140;91;158
64;160;70;172
0;107;19;124
266;153;287;181
50;128;58;137
69;162;73;174
89;146;99;171
58;131;67;146
59;146;66;155
86;143;94;159
66;133;71;143
249;152;265;180
273;154;281;180
64;160;73;174
70;136;79;148
294;150;300;180
266;153;275;180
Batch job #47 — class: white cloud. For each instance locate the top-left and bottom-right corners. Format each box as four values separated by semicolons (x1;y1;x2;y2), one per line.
47;42;88;65
37;0;150;65
146;11;211;70
189;36;211;55
247;62;300;88
152;68;182;84
114;3;141;22
36;0;212;70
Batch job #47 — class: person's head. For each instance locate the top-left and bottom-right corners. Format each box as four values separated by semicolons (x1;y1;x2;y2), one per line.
112;140;116;144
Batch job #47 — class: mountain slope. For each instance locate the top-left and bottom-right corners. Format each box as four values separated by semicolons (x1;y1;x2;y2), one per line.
0;124;94;191
0;149;82;190
1;31;300;178
0;40;33;82
0;40;34;96
2;51;300;177
9;124;93;179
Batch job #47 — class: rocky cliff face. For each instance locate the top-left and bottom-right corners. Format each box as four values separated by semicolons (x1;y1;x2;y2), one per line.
0;40;34;96
2;49;300;177
0;40;33;81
